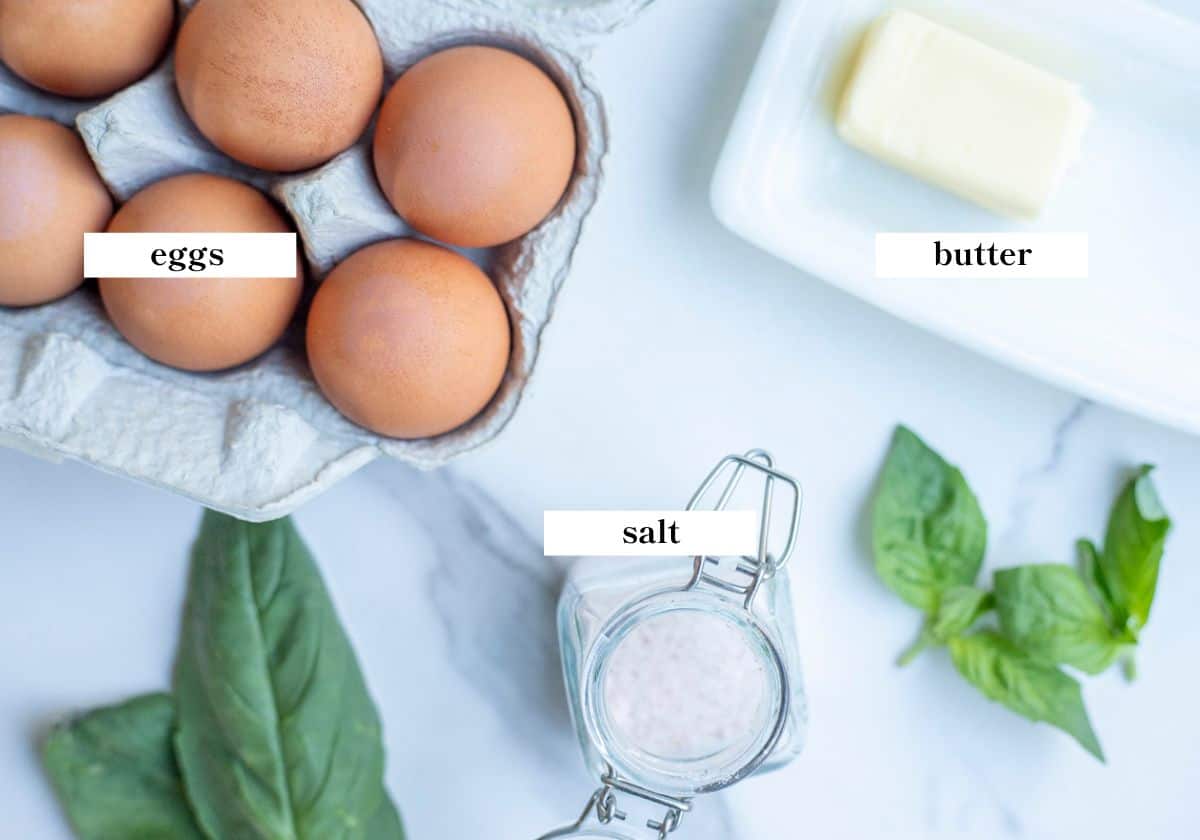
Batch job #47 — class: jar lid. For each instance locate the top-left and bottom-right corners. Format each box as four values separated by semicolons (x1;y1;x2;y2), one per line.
581;587;790;798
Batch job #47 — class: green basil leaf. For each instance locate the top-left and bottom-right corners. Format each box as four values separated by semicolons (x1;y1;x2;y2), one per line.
872;426;987;612
1076;539;1116;627
367;795;406;839
41;694;205;840
930;585;994;642
1098;466;1171;634
994;565;1123;675
948;632;1104;761
174;511;404;840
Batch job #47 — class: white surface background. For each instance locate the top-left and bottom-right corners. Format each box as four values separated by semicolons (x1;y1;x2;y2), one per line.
2;1;1199;838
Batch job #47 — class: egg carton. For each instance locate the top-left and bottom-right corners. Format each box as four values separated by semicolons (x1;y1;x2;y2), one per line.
0;0;654;520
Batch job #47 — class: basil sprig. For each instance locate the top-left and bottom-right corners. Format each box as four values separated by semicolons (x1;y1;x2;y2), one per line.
40;512;406;840
871;426;1171;762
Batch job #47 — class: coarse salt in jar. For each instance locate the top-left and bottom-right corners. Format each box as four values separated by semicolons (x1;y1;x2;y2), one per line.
540;451;808;839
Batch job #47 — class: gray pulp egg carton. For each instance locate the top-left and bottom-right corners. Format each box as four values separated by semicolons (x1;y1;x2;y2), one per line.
0;0;655;520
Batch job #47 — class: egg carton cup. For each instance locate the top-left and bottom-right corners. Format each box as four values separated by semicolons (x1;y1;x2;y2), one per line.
0;0;653;520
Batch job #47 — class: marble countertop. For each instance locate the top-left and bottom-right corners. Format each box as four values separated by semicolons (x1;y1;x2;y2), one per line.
2;1;1198;837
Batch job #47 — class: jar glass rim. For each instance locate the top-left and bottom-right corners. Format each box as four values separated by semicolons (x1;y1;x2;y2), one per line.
580;587;790;798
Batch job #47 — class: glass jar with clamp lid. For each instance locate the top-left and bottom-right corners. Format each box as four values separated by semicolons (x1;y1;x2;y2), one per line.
539;450;808;839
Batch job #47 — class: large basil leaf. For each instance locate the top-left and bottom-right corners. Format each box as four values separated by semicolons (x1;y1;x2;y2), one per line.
41;694;205;840
994;565;1124;675
872;426;987;612
174;511;404;840
949;632;1104;761
1098;466;1171;635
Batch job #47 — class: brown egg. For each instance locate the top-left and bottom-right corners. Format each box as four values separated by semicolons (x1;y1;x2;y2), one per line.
0;0;174;98
99;174;303;372
307;239;511;439
0;115;112;307
175;0;383;172
373;46;576;248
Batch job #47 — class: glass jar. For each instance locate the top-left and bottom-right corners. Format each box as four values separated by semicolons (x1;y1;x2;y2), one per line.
539;451;807;839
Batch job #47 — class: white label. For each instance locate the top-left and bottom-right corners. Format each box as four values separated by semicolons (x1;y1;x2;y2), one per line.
84;233;298;279
875;233;1088;279
543;510;759;557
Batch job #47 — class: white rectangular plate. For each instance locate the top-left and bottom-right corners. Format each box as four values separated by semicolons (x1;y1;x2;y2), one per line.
712;0;1200;434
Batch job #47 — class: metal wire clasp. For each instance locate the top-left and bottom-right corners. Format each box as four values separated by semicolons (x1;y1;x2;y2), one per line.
596;768;690;839
539;770;689;839
684;449;802;610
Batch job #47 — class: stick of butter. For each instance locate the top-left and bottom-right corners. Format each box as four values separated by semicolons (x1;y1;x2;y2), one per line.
836;8;1091;219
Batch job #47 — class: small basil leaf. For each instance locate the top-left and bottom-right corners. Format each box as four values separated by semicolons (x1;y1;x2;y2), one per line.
872;426;987;613
948;632;1104;762
1099;466;1171;634
174;511;404;840
994;565;1122;675
930;585;994;642
41;694;205;840
1076;539;1116;628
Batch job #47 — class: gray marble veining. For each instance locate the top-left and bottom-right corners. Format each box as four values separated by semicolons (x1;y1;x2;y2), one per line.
1001;399;1090;546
